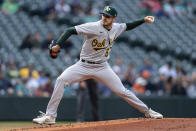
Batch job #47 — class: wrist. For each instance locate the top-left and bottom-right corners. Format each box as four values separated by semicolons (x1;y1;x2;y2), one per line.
143;18;146;23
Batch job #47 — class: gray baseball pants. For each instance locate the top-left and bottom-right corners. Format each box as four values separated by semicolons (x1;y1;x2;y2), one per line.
46;61;148;118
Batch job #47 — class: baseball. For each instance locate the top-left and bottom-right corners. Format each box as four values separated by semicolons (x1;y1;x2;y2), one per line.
149;17;154;22
148;16;154;23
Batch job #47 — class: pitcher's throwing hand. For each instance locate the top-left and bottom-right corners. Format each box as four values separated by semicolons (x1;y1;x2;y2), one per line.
144;16;155;23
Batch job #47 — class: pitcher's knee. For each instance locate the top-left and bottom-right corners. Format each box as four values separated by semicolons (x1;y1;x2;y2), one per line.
56;76;69;87
56;76;64;83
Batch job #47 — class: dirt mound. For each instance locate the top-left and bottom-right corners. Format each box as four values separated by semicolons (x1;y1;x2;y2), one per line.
8;118;196;131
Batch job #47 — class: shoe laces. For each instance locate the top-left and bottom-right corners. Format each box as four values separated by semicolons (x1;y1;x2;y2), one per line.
37;111;46;118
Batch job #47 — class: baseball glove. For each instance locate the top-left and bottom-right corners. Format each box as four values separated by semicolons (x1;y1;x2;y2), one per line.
49;40;60;59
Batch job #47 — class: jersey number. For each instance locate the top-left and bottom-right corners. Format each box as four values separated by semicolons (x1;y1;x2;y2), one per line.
105;47;112;57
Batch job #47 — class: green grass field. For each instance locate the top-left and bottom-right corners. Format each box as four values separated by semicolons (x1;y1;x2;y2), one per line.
0;121;75;130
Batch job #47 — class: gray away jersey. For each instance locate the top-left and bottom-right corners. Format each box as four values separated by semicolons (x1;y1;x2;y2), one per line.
75;20;126;63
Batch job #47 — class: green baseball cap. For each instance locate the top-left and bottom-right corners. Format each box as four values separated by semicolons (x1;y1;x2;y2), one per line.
100;6;117;17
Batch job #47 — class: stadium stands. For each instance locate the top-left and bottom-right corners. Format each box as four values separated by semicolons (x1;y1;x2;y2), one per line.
0;0;196;97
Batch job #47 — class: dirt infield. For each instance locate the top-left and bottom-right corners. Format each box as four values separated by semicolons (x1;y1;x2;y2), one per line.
7;118;196;131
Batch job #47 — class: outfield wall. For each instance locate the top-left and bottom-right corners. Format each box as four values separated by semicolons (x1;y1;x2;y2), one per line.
0;96;196;121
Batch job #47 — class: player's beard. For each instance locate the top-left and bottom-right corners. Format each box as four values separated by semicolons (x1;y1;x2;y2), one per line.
103;20;112;26
102;19;113;29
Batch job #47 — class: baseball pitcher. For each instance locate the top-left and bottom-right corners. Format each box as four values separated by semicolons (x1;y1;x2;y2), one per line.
33;6;163;124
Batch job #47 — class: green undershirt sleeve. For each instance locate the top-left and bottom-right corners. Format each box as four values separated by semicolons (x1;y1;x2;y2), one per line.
126;19;145;31
56;27;77;47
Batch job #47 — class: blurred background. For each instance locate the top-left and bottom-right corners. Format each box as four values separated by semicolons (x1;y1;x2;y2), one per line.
0;0;196;121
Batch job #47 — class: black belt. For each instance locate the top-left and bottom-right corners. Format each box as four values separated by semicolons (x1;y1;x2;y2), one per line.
81;59;99;64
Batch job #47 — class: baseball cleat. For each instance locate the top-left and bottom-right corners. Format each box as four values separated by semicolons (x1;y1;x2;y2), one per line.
145;108;163;119
32;111;56;124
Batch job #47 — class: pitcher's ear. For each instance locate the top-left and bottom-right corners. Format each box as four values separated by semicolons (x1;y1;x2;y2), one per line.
113;17;117;22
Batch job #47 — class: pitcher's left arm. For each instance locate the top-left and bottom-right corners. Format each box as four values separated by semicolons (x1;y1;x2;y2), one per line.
126;16;155;31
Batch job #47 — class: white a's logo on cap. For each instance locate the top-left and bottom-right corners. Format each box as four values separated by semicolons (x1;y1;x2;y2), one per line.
105;6;111;11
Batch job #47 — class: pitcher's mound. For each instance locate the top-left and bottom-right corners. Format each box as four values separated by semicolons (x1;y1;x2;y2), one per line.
15;118;196;131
